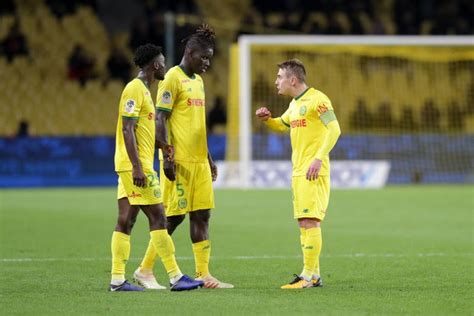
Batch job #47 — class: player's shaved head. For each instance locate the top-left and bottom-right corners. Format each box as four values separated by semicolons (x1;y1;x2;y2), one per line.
277;59;306;83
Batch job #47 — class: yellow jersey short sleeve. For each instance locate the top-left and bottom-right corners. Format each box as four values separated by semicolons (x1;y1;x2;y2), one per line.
157;68;180;113
120;82;143;119
114;79;156;172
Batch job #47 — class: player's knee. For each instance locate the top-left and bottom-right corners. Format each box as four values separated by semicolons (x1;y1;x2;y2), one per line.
168;214;186;227
190;209;210;224
298;217;320;228
147;210;167;228
116;215;133;234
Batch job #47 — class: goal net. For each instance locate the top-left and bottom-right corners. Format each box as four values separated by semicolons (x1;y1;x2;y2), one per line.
221;36;474;189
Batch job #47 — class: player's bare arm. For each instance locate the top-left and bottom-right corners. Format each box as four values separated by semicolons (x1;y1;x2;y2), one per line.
156;110;176;181
122;117;146;187
256;107;272;121
207;151;217;181
155;113;175;161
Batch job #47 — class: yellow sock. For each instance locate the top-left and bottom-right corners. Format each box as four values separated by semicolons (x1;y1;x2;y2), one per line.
111;231;130;282
301;227;322;280
139;239;157;273
150;230;181;279
314;228;322;277
300;228;307;253
192;240;211;279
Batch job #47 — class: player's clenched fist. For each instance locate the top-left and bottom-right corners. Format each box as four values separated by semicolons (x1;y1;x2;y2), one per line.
256;107;272;121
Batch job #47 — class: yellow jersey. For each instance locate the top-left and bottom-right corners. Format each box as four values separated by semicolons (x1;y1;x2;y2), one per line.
114;78;156;172
279;87;337;176
156;66;208;163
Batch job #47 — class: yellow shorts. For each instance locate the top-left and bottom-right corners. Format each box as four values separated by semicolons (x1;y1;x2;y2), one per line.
160;160;215;216
292;175;330;220
117;170;162;205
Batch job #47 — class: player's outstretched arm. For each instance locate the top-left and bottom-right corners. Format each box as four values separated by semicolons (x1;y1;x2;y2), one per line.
156;111;176;181
256;107;290;133
122;118;146;187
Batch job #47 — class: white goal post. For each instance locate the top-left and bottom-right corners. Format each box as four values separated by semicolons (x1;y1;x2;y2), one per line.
231;35;474;189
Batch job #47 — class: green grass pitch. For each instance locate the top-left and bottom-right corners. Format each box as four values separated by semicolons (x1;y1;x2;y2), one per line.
0;186;472;315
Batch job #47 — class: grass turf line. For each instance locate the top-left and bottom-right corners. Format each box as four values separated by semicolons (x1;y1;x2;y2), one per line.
0;186;472;314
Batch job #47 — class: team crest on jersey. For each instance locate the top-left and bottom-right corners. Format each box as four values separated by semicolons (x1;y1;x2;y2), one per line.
162;91;172;104
124;99;136;113
299;105;307;116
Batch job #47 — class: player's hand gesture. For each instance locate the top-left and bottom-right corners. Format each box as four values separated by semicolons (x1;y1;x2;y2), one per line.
256;107;271;121
132;166;147;187
306;158;322;181
162;145;176;181
163;160;176;181
162;144;175;161
209;160;218;181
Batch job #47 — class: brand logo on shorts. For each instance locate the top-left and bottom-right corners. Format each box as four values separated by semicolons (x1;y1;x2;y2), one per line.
303;208;309;213
178;198;187;209
128;191;142;198
154;189;161;198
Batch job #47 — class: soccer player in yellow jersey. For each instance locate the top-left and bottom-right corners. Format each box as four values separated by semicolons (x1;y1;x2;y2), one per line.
110;44;203;292
256;59;341;289
133;25;233;289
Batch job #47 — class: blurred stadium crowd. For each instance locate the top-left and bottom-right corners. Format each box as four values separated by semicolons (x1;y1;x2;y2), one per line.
0;0;473;136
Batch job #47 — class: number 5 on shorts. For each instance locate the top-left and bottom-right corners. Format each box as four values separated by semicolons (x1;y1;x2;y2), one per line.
176;183;185;197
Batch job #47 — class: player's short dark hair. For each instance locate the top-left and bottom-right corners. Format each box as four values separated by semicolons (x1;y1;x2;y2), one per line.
133;44;162;68
277;59;306;83
182;24;216;51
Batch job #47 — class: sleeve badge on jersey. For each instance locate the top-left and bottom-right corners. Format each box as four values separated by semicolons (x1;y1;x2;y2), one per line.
317;103;329;114
162;91;172;104
124;99;136;113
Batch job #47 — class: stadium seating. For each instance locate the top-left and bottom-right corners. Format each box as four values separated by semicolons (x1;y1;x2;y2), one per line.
0;0;472;136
